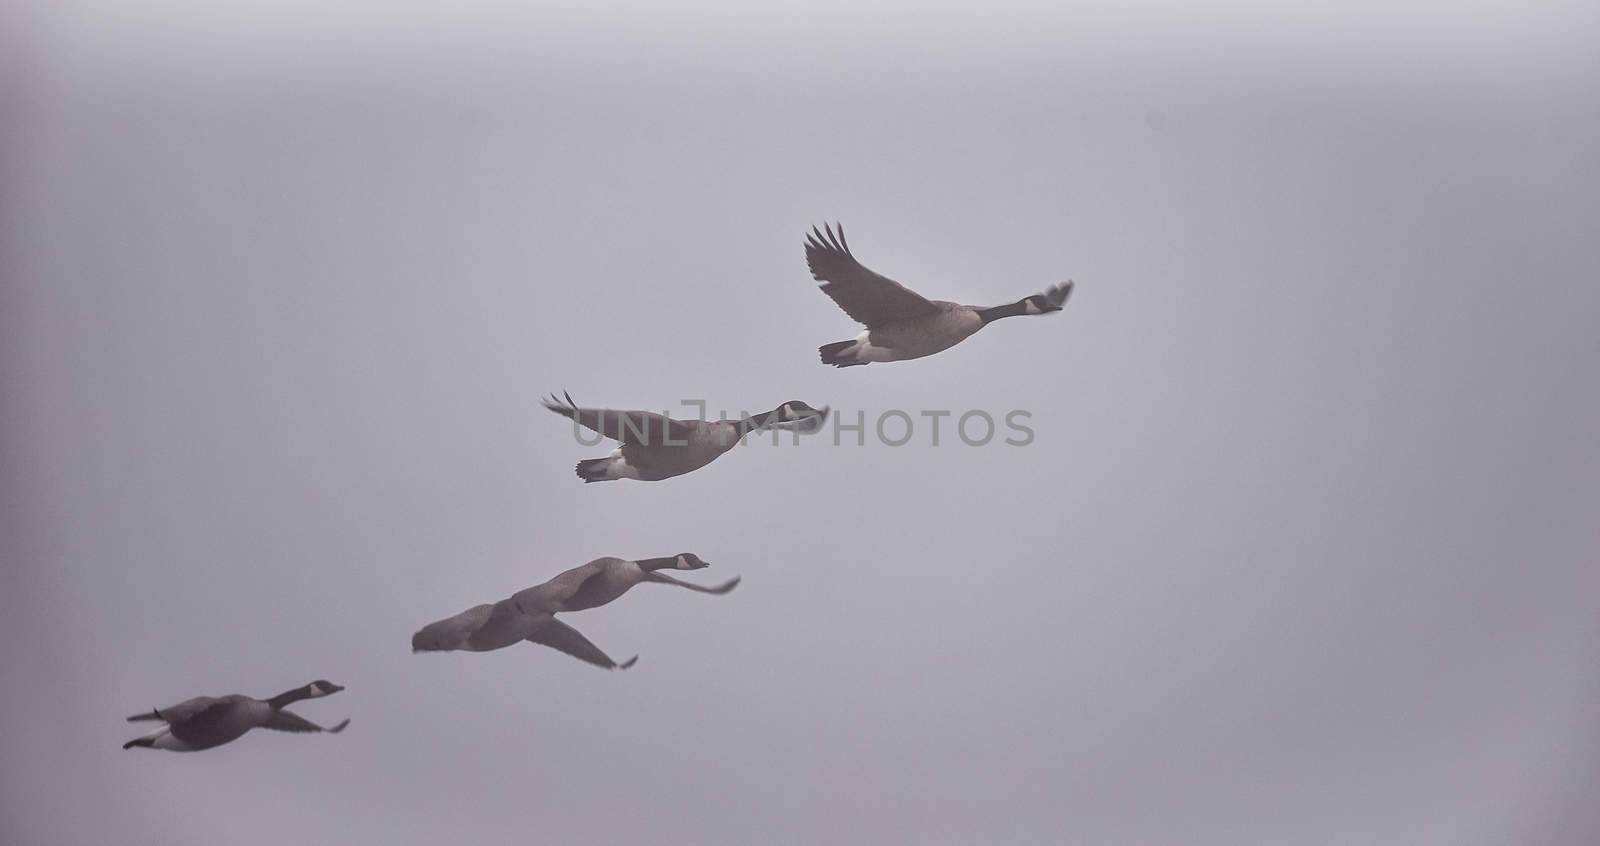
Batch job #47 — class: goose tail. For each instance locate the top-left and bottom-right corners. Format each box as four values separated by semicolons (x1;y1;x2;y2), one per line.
575;458;612;482
575;448;641;482
819;340;868;368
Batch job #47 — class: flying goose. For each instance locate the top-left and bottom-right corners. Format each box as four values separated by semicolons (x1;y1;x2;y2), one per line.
410;600;637;669
542;393;828;482
123;680;349;752
410;553;739;670
512;553;738;614
804;223;1074;366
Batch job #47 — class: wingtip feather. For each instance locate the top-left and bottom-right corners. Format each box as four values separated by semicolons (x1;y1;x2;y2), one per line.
543;391;578;416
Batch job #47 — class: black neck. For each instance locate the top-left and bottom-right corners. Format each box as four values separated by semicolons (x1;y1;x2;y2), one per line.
265;686;311;710
977;299;1031;324
637;556;682;573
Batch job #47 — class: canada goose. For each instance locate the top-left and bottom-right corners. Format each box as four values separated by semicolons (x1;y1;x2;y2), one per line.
411;554;739;670
542;393;829;482
122;680;349;752
410;600;638;670
805;223;1074;366
512;553;739;614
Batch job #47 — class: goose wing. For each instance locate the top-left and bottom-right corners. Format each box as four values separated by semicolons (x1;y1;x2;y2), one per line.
166;696;252;740
510;559;609;613
465;599;546;652
264;710;351;734
127;695;223;724
542;393;698;446
644;571;742;594
525;619;637;670
805;223;938;328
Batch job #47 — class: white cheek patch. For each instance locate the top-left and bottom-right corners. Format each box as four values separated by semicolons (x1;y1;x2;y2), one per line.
1024;301;1042;315
676;555;690;569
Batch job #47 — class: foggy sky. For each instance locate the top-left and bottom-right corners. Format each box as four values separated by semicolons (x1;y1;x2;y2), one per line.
4;3;1598;844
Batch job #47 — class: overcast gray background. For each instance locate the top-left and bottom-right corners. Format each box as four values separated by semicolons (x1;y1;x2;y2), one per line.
4;2;1599;844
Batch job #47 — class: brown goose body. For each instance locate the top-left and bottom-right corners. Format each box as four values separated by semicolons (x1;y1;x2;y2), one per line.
804;223;1073;367
542;395;828;482
411;554;739;670
122;681;349;752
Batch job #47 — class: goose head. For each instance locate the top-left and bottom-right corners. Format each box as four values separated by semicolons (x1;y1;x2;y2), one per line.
1021;294;1061;315
305;680;344;698
777;400;823;420
764;400;829;433
1035;281;1074;313
266;679;346;711
670;552;710;570
979;282;1073;324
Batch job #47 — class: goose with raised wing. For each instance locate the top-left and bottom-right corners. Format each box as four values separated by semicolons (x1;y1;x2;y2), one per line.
122;680;349;752
804;223;1074;367
411;553;739;670
542;393;828;482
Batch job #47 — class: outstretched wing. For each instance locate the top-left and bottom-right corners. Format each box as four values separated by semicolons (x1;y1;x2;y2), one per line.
465;599;546;652
511;559;612;613
644;571;742;595
541;393;697;446
128;695;222;724
264;710;350;734
166;697;253;743
525;619;637;670
805;223;938;328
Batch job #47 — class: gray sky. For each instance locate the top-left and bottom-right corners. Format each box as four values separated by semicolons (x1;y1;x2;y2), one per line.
4;2;1598;844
